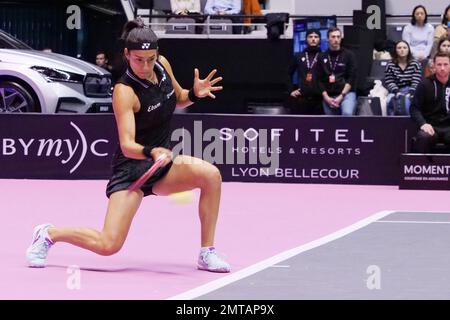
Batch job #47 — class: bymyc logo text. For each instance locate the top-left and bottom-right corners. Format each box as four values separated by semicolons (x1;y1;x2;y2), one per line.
1;122;109;173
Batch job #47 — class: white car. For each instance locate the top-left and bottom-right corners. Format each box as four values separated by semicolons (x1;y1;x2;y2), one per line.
0;29;112;113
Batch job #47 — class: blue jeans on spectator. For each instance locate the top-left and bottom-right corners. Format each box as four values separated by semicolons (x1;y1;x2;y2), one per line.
386;87;411;116
322;92;357;116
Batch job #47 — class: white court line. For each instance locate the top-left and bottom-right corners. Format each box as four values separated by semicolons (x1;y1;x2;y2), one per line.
385;210;450;214
168;210;395;300
269;265;290;268
376;220;450;224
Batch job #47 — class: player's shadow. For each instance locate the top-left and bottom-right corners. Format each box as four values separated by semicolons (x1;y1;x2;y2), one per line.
46;263;192;276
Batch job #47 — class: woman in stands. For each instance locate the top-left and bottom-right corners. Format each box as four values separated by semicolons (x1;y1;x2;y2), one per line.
25;18;231;273
433;5;450;52
425;36;450;77
384;40;422;116
437;36;450;55
402;5;434;62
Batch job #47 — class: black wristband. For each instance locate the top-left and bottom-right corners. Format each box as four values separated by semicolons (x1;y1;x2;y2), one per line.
188;88;199;102
142;146;152;158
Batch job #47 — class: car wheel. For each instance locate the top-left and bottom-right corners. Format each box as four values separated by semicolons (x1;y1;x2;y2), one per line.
0;81;39;113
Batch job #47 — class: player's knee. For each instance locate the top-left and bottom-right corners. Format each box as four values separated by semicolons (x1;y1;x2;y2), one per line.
98;238;123;256
203;165;222;186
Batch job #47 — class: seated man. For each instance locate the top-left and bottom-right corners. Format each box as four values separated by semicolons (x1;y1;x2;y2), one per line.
410;52;450;153
317;27;357;116
204;0;242;34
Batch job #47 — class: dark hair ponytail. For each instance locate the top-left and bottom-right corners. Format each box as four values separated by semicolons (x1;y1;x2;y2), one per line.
121;18;145;40
121;18;158;51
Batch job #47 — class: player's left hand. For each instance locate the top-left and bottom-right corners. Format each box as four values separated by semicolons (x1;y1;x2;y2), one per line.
193;68;223;99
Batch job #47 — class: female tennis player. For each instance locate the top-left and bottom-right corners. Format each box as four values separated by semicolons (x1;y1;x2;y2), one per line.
26;18;231;273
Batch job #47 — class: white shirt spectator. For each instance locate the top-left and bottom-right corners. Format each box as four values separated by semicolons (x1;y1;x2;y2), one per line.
402;23;435;60
204;0;241;15
170;0;201;14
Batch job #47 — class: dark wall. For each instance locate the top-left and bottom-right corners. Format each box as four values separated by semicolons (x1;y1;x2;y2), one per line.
82;7;126;65
158;38;293;114
0;3;78;55
0;1;126;61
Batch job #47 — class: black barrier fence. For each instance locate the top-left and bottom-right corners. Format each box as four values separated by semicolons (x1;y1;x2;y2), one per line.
0;114;417;185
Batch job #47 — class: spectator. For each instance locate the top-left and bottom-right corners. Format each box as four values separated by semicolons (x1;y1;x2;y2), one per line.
170;0;201;15
402;5;434;62
432;5;450;57
425;36;450;77
243;0;262;34
437;36;450;55
287;29;323;115
204;0;242;34
410;52;450;153
170;0;204;34
317;27;357;116
204;0;241;15
384;40;422;116
95;51;113;72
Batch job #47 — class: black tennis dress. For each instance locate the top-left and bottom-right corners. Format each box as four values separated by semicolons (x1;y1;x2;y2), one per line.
106;61;177;198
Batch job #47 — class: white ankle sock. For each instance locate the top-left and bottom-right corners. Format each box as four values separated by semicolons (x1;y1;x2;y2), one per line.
43;228;54;245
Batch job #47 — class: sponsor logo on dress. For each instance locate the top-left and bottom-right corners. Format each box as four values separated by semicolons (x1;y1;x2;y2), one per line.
148;102;161;112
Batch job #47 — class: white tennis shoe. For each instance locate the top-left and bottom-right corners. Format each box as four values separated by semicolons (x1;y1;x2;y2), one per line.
26;223;54;268
197;247;231;273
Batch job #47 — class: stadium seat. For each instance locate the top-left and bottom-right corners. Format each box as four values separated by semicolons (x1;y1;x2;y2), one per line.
166;17;196;34
368;59;390;82
355;96;382;116
386;25;404;42
204;18;233;34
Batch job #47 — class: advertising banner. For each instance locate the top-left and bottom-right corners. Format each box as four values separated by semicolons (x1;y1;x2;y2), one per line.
0;114;417;185
400;154;450;190
0;114;117;179
170;115;416;185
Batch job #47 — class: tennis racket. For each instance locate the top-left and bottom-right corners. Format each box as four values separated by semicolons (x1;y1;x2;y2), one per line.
128;154;168;192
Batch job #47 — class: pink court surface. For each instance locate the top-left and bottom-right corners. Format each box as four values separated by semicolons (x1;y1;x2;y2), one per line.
0;179;448;300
